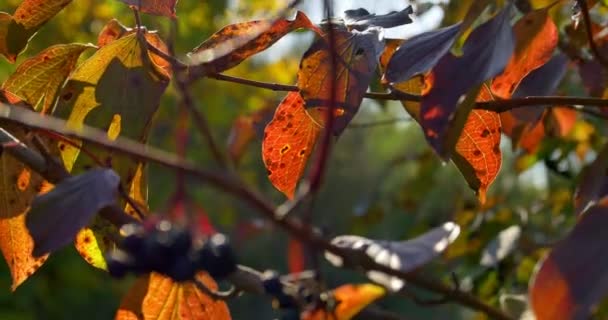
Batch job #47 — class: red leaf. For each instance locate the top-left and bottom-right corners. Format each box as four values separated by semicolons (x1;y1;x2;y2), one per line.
262;92;322;199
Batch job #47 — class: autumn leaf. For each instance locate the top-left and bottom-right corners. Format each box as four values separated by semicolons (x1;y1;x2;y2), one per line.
262;92;321;199
573;144;608;216
0;0;73;62
298;26;383;135
529;203;608;320
98;19;132;48
52;31;170;269
118;0;178;18
2;43;94;114
116;272;231;320
301;284;385;320
189;11;320;73
420;5;514;158
0;90;51;290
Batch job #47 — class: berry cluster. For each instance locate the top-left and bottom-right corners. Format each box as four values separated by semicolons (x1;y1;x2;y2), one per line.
107;221;237;282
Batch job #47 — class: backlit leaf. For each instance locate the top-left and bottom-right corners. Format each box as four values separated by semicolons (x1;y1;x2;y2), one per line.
325;222;460;291
98;19;132;47
189;11;320;72
116;272;231;320
262;92;321;199
2;43;94;114
301;284;385;320
26;168;120;257
298;26;383;135
384;23;461;84
118;0;178;18
421;5;514;158
0;90;50;290
53;31;169;268
343;6;413;30
0;0;73;62
530;203;608;320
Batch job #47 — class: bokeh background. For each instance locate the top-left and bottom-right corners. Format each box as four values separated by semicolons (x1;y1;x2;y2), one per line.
0;0;599;319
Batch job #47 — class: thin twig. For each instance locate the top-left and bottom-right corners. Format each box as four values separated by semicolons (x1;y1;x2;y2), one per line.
349;118;412;128
193;73;608;112
194;279;239;300
577;0;608;69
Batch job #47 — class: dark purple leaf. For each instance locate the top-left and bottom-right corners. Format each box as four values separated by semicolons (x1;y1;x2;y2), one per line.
530;203;608;319
574;144;608;216
421;5;514;159
384;23;462;84
26;168;120;257
511;53;568;123
324;222;460;291
344;6;413;30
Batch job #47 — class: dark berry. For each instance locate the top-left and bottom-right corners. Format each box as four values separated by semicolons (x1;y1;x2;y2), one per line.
107;250;134;278
167;256;196;282
194;233;237;279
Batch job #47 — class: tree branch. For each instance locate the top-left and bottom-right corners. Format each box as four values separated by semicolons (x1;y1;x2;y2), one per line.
577;0;608;69
0;103;512;320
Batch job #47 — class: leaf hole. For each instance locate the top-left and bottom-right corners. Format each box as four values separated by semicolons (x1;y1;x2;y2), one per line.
280;145;290;154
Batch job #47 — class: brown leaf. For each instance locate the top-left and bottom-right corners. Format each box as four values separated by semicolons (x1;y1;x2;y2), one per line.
119;0;178;18
115;272;231;320
0;0;73;62
2;43;94;114
262;92;321;199
189;11;320;73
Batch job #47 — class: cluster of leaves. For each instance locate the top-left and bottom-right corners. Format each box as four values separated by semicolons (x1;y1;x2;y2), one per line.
2;0;608;319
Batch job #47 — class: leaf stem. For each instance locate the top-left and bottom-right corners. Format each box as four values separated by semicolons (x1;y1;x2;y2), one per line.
577;0;608;69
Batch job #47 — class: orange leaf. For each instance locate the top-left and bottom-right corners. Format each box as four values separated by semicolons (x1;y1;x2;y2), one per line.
301;284;385;320
453;109;502;204
297;27;381;135
491;6;558;99
116;272;231;320
119;0;178;18
262;92;322;199
0;90;51;290
189;11;320;72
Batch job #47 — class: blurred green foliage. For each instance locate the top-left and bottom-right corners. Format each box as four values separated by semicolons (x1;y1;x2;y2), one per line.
0;0;601;319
